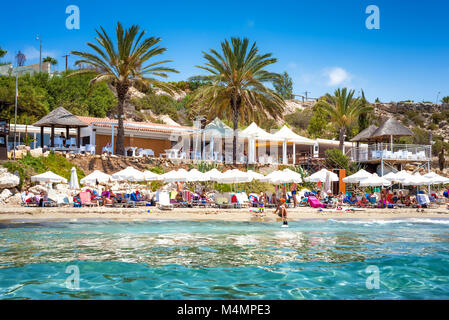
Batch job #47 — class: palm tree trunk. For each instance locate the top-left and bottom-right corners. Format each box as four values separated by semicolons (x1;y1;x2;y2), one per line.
115;84;128;156
232;95;241;164
339;126;346;152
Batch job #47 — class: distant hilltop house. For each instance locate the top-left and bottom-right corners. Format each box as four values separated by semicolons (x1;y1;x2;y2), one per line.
0;61;52;76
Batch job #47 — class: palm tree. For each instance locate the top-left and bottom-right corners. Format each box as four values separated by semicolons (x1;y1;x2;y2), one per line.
189;37;285;163
317;88;373;151
70;22;178;155
43;56;58;72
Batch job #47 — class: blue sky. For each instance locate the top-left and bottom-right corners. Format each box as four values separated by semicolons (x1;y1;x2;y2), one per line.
1;0;448;103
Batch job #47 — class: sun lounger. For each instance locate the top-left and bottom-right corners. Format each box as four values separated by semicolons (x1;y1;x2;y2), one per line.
158;192;174;210
308;196;325;208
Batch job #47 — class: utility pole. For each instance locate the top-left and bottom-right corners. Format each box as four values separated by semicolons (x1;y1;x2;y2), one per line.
62;54;70;72
303;91;311;101
35;35;42;73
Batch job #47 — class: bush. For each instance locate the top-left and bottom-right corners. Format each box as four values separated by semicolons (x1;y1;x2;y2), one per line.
2;152;85;189
287;108;314;130
325;149;349;171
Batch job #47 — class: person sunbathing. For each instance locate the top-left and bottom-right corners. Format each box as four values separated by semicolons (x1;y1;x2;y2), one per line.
357;196;369;207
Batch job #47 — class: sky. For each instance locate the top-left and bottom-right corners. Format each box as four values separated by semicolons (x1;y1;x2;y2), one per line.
0;0;448;103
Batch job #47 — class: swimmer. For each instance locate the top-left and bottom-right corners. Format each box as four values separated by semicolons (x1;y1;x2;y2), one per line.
274;198;288;227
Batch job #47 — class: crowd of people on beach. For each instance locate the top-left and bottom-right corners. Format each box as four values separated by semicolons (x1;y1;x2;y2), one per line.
20;180;449;216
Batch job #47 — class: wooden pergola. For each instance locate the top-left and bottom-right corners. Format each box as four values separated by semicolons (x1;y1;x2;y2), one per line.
32;107;88;149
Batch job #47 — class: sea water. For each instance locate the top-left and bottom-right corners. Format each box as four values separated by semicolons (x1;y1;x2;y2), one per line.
0;218;448;300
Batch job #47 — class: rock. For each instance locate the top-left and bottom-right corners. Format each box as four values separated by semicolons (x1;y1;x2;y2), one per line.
43;151;50;157
30;148;43;157
6;193;21;205
0;189;12;202
0;169;20;189
29;184;48;194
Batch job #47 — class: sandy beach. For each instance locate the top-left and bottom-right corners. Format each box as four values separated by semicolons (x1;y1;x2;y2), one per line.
0;205;448;222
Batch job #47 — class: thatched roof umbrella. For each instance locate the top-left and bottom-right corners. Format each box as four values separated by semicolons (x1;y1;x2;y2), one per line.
33;107;88;148
350;125;379;162
350;125;379;143
370;118;413;151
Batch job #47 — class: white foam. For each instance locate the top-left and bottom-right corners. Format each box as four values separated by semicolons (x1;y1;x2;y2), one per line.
328;218;449;226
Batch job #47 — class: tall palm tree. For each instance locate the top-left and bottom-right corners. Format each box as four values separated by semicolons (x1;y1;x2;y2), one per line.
317;88;373;151
189;37;285;163
70;22;178;155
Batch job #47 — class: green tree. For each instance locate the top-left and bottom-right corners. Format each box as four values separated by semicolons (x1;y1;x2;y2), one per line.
273;71;293;99
43;56;58;72
316;88;373;150
70;22;178;155
307;111;328;137
442;96;449;104
189;37;285;163
0;46;7;58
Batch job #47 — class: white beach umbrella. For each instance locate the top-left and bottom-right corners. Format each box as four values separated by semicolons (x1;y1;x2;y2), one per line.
112;166;145;182
80;170;113;185
260;170;296;184
186;169;208;182
31;171;68;184
203;168;224;181
394;170;415;182
423;172;449;185
282;168;303;183
161;169;189;183
246;170;265;181
382;171;399;182
69;167;79;190
343;169;373;184
401;173;430;186
304;169;339;183
143;170;161;181
215;169;252;184
359;173;391;187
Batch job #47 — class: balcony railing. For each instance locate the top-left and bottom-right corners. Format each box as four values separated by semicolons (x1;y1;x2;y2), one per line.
349;143;431;162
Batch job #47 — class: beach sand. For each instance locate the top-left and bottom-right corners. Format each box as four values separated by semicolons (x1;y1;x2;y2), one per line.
0;205;448;222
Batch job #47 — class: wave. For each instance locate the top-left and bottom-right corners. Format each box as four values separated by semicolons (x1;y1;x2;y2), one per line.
328;218;449;226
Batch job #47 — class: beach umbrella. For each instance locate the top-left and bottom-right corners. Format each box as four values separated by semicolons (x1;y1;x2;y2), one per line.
343;169;373;183
203;168;224;181
143;170;161;182
423;172;449;185
215;169;252;184
80;170;113;185
323;171;332;195
382;171;398;182
393;170;414;183
161;169;189;183
260;170;297;184
246;170;265;181
401;173;429;186
31;171;68;184
112;166;145;182
282;168;303;183
359;173;391;187
186;169;208;182
304;169;338;183
69;167;79;190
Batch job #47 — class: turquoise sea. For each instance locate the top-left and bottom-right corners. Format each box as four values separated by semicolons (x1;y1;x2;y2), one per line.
0;218;448;300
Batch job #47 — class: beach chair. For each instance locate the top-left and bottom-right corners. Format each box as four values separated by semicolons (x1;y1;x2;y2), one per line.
158;192;174;210
308;196;325;208
79;191;96;207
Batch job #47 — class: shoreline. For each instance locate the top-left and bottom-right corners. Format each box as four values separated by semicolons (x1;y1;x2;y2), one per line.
0;206;448;223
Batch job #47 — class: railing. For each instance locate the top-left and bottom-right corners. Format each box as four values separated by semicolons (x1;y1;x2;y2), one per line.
350;143;431;162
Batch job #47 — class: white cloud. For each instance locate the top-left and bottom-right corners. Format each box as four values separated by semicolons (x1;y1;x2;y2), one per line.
324;67;352;86
287;62;297;69
247;20;255;28
22;46;59;63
